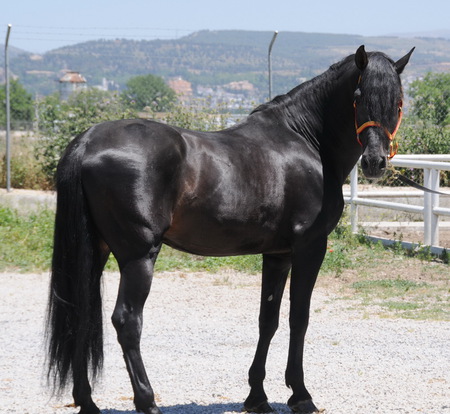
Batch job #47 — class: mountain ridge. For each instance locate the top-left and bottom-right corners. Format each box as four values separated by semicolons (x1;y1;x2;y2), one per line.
2;30;450;98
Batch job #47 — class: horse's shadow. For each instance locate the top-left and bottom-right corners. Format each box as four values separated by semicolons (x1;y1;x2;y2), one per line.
101;401;290;413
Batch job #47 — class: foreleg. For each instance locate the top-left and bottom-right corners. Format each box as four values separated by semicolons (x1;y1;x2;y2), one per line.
285;236;327;413
244;254;291;413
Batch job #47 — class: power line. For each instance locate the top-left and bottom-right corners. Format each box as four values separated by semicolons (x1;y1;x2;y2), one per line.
5;25;196;50
13;24;194;32
12;35;186;42
10;25;194;40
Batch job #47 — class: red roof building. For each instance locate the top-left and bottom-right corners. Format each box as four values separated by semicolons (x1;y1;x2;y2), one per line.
59;71;87;100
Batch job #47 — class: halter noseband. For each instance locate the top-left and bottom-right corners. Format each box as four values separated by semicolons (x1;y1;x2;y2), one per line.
353;79;403;159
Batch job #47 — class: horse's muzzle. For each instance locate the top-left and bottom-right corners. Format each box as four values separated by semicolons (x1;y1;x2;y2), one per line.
361;154;387;179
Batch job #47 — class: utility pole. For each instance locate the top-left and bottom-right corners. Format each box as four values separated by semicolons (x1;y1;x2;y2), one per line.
5;24;12;192
268;30;278;101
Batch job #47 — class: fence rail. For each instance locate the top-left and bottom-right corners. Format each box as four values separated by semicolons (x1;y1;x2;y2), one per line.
344;154;450;252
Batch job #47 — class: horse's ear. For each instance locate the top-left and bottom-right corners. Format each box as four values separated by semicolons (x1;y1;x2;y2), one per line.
394;47;415;74
355;45;368;71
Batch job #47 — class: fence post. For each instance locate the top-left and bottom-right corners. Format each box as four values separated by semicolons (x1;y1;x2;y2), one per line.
423;168;432;245
430;168;440;246
350;165;358;233
5;24;12;192
423;168;441;246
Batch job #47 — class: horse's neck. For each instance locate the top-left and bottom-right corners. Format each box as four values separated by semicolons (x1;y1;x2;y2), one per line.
286;69;361;184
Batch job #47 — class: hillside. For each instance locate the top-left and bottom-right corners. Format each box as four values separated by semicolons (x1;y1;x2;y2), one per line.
4;30;450;98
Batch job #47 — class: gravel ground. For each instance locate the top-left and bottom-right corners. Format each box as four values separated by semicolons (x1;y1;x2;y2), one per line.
1;271;449;414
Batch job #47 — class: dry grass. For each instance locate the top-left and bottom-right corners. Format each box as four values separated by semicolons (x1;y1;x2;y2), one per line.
0;133;51;190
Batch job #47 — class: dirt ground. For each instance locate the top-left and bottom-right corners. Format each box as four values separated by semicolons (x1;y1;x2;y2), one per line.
2;270;449;414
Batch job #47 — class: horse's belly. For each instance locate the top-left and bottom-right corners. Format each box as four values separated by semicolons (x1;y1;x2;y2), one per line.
163;209;288;256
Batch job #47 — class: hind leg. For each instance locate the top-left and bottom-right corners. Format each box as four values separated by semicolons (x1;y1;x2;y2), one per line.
80;143;177;412
112;248;162;414
72;243;110;414
73;369;100;414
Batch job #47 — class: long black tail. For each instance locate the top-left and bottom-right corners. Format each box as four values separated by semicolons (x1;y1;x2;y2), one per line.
46;132;104;393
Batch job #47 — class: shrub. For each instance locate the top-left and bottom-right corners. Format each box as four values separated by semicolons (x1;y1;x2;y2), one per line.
148;98;232;131
0;135;51;190
36;89;137;186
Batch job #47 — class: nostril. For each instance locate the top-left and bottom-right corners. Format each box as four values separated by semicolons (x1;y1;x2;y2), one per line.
361;155;386;178
361;157;369;170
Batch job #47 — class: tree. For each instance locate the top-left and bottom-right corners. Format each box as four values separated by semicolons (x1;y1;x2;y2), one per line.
400;73;450;155
0;79;34;128
121;74;176;111
395;72;450;186
409;72;450;126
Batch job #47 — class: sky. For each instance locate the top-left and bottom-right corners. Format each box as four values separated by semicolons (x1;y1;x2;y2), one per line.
2;0;450;53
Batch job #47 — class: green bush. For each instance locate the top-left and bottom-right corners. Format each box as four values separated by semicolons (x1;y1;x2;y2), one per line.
0;79;34;128
396;72;450;186
394;119;450;187
409;72;450;126
148;98;232;131
36;89;137;186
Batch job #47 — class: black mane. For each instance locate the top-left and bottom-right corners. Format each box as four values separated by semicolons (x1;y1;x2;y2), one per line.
251;51;399;118
251;53;357;115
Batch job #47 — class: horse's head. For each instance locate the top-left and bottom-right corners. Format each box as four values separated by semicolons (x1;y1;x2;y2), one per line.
353;45;414;179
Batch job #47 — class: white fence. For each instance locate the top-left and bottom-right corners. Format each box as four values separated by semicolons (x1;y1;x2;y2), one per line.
344;155;450;253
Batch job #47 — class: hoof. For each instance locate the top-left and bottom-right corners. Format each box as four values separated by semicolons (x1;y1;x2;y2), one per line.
243;399;274;413
288;398;319;413
78;403;100;414
139;406;162;414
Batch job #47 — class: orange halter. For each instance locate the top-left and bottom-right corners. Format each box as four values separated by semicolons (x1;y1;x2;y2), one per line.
353;89;403;159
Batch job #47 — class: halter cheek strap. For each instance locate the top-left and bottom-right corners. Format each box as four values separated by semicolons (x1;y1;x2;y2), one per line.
354;100;403;159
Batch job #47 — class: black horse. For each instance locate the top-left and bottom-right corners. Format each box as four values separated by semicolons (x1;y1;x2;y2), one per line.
47;45;414;414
